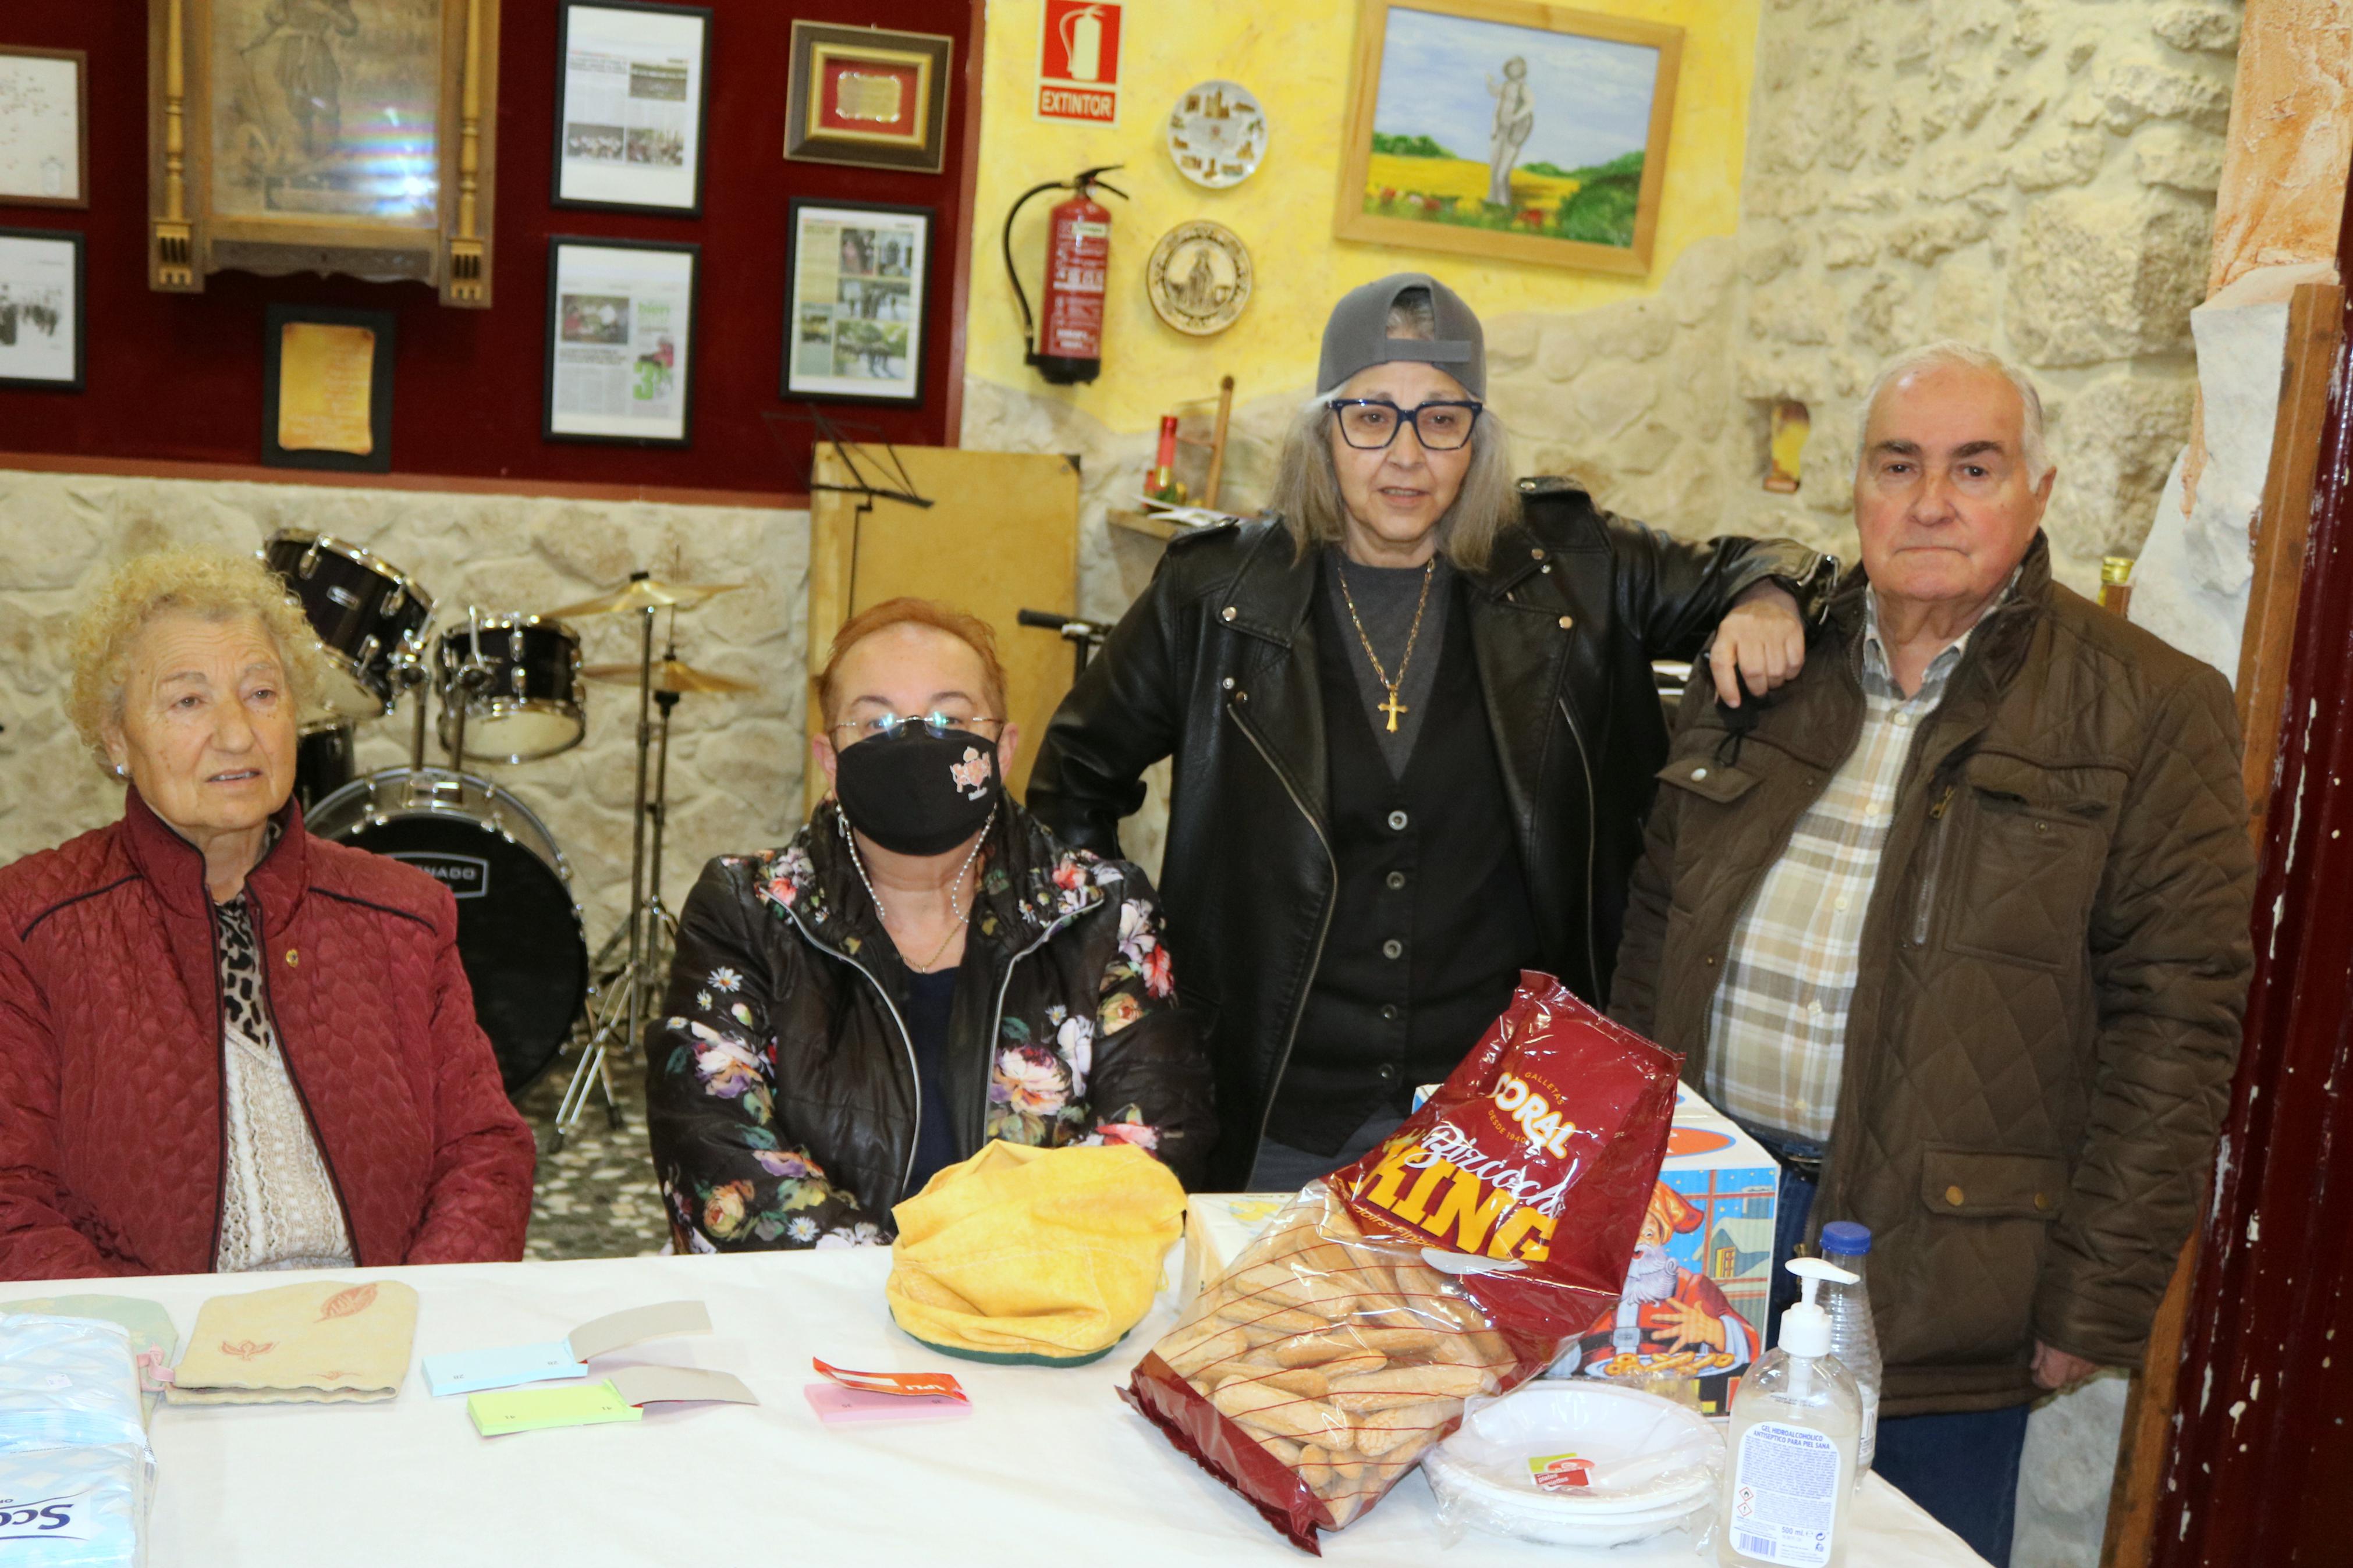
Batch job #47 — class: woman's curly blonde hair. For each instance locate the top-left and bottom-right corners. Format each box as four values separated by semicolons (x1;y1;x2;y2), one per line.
68;550;324;771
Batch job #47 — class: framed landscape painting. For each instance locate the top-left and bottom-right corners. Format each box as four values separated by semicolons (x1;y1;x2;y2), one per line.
1334;0;1681;275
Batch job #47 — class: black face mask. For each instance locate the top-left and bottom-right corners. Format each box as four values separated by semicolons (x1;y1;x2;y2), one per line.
833;728;1002;856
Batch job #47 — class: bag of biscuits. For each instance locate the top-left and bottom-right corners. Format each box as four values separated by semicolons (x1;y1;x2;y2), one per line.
1120;972;1678;1552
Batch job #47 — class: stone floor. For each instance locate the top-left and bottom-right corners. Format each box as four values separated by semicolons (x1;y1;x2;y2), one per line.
514;1044;671;1261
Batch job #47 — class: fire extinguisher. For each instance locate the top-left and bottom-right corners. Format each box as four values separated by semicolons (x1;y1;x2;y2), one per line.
1003;164;1127;386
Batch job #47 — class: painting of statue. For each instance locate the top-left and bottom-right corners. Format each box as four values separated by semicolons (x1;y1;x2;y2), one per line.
1335;0;1681;273
209;0;442;223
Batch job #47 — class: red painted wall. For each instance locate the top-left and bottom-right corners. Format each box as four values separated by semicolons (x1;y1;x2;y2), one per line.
0;0;978;493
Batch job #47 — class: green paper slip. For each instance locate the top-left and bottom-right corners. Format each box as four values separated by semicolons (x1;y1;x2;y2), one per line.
467;1380;644;1437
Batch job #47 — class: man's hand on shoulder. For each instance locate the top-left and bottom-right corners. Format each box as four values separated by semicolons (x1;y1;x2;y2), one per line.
1709;581;1807;708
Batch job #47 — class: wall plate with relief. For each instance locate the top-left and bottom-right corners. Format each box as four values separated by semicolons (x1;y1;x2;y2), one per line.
1145;221;1253;336
1165;80;1266;189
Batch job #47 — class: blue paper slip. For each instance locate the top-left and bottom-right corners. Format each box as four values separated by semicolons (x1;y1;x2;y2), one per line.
425;1342;590;1397
424;1301;711;1398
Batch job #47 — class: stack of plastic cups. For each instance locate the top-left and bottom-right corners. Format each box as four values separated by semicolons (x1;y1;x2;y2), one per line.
1818;1220;1883;1478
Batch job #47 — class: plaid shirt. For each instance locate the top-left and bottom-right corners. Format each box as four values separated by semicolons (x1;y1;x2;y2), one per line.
1702;591;1993;1144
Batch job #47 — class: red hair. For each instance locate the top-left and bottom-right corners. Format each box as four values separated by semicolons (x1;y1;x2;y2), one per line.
817;596;1010;726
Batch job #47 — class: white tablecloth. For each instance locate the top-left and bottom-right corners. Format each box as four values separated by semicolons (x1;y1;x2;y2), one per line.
2;1252;1988;1565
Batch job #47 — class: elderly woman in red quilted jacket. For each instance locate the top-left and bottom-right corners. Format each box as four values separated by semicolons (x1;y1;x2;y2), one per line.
0;550;535;1279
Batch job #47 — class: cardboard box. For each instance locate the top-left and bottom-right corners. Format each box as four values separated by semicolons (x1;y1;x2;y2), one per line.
1181;1085;1781;1417
1542;1081;1779;1415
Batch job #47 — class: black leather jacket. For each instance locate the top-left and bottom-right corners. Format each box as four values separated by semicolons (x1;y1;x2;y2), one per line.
644;801;1215;1250
1027;481;1828;1186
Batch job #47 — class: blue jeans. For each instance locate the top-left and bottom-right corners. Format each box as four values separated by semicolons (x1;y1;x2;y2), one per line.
1751;1126;2025;1568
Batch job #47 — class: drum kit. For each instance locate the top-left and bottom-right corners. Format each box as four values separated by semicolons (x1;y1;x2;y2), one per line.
262;531;757;1149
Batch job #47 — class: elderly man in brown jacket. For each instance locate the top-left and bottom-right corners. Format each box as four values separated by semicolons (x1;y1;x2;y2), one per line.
1611;342;2255;1567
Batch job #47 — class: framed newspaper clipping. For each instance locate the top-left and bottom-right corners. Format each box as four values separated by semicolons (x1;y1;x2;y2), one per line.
780;199;929;407
145;0;501;306
542;236;698;447
551;1;712;216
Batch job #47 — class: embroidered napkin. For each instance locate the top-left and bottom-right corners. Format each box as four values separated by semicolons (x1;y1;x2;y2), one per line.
166;1279;420;1406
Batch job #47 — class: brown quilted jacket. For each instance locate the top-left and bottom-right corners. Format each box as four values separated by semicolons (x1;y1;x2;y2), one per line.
0;790;536;1279
1611;535;2255;1414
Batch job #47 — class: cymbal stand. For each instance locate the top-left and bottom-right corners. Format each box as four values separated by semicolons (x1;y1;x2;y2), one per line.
554;578;659;1146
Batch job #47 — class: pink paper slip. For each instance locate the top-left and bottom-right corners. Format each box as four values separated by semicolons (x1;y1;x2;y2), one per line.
803;1382;973;1424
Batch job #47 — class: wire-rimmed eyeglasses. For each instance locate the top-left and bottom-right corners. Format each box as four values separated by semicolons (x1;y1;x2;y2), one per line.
826;711;1003;743
1326;399;1484;451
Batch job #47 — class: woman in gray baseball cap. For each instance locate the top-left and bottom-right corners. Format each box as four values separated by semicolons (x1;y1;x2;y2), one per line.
1028;272;1831;1189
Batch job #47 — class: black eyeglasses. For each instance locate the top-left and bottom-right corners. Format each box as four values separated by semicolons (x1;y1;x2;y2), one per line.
1327;399;1484;451
828;711;1002;743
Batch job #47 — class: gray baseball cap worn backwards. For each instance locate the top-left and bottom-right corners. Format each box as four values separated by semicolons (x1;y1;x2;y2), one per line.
1318;272;1486;400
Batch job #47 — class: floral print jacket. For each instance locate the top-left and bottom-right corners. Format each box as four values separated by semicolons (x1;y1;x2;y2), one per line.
645;801;1216;1252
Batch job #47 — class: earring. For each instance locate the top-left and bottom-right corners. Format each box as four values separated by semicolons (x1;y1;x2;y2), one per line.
112;764;127;779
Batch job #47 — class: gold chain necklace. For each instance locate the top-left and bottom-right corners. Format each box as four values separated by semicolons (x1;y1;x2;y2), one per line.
1336;556;1436;733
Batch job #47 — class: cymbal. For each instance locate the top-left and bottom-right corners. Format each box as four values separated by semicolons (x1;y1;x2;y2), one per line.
581;658;760;695
543;575;744;618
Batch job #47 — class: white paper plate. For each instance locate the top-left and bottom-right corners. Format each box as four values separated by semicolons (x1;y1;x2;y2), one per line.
1428;1382;1723;1517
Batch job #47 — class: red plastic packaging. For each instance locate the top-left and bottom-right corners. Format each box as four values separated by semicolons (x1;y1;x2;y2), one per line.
1120;973;1679;1552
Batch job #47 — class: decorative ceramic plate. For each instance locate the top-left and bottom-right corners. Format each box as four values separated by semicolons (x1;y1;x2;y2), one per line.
1145;221;1254;336
1166;80;1268;189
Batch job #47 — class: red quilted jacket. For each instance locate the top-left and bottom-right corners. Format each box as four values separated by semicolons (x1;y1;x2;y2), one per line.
0;790;537;1279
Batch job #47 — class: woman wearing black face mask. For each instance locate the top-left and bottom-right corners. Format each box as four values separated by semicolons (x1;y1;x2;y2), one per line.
643;598;1215;1253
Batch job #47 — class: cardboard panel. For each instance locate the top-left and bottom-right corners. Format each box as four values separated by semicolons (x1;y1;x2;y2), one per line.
807;444;1080;813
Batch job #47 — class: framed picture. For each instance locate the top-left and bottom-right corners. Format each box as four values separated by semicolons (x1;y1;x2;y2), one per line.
0;47;88;208
552;1;713;216
783;21;952;175
1334;0;1681;275
544;237;698;447
781;200;930;407
0;227;83;392
262;304;396;472
144;0;501;307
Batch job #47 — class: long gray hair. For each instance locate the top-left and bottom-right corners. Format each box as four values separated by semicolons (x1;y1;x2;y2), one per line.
1265;289;1519;573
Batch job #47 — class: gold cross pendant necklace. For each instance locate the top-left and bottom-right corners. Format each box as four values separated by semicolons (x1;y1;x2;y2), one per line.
1336;556;1436;733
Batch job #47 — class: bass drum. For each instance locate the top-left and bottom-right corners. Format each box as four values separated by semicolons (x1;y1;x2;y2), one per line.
307;768;587;1095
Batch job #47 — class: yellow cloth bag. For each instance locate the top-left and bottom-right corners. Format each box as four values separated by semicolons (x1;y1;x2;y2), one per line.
886;1140;1186;1366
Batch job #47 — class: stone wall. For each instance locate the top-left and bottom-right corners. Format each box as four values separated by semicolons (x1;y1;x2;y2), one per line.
0;469;811;940
1492;0;2240;595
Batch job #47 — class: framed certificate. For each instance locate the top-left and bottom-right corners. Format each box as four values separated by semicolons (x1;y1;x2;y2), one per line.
781;201;930;407
552;1;714;216
544;237;699;446
782;22;952;175
262;304;396;472
0;227;84;393
0;47;87;208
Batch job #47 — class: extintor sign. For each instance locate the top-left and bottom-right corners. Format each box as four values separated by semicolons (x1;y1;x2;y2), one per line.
1038;1;1121;125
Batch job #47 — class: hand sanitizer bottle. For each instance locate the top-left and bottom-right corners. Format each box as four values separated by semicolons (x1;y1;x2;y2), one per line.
1719;1258;1863;1567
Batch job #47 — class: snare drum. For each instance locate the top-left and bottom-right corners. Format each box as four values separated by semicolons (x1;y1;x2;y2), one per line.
262;532;435;724
435;615;586;763
307;767;588;1093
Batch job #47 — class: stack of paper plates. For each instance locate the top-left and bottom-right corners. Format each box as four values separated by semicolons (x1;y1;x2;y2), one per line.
1424;1382;1723;1548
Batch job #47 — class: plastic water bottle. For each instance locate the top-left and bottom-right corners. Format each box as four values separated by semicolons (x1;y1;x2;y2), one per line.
1818;1221;1882;1477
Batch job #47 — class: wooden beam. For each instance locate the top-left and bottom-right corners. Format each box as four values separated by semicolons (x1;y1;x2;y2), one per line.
0;450;808;513
2099;277;2346;1568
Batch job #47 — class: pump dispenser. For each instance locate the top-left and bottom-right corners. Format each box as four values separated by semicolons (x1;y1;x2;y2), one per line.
1717;1259;1863;1567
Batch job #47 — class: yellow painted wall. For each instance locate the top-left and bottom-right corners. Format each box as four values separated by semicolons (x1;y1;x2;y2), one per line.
967;0;1759;434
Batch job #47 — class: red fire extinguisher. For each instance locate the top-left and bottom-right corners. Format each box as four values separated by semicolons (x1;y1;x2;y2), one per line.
1003;165;1127;386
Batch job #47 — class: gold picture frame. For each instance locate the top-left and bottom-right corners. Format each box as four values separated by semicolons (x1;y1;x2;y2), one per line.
783;20;952;175
146;0;501;308
1333;0;1681;276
